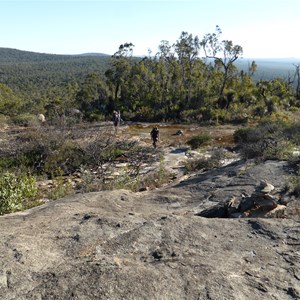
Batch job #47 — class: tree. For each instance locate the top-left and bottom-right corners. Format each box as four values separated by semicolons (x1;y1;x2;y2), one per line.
201;25;243;108
174;31;201;103
105;43;135;110
292;63;300;100
248;61;257;77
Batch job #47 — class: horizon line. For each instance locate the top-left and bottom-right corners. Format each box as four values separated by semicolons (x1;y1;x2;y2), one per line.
1;47;300;61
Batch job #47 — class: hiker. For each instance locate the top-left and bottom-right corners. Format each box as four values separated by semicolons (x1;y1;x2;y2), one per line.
112;110;121;133
150;126;160;148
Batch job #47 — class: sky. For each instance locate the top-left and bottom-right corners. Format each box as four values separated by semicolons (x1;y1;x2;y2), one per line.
0;0;300;59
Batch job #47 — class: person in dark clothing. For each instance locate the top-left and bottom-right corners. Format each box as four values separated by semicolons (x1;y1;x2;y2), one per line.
112;111;121;134
150;126;160;148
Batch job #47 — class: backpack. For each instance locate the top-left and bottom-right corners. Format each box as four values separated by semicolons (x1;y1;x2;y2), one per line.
151;128;159;139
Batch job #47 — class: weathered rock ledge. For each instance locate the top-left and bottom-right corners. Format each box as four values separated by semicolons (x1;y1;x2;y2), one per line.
0;158;299;299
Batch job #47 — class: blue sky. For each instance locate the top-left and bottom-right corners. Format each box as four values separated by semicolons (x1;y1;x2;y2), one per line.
1;0;300;58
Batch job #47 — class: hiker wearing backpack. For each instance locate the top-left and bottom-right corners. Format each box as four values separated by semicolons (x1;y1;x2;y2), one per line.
150;126;160;148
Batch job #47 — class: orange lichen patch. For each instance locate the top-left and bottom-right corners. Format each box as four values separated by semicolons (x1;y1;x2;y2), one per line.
214;135;236;146
124;123;238;148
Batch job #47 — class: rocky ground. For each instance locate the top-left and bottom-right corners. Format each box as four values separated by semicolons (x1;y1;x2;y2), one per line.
0;123;299;299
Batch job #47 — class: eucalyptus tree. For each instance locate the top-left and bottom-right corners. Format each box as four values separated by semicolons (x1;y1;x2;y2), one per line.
174;31;201;104
247;60;257;77
201;25;243;108
157;40;177;95
292;63;300;100
105;43;135;110
124;56;159;117
155;40;179;117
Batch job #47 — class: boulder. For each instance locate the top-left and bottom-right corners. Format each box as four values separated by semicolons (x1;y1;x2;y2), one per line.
259;180;275;194
226;196;240;216
175;130;184;136
265;205;287;218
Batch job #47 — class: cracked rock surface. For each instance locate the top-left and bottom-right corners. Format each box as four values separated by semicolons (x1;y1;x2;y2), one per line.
0;157;299;299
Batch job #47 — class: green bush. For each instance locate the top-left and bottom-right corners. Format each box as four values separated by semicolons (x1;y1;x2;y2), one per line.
187;134;211;149
283;124;300;145
85;112;105;122
179;109;204;123
0;171;38;215
10;113;40;127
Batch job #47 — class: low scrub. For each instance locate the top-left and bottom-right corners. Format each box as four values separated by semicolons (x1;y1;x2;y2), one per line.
0;124;153;214
184;149;225;172
0;171;38;215
187;134;211;150
234;122;295;160
287;156;300;197
47;176;75;200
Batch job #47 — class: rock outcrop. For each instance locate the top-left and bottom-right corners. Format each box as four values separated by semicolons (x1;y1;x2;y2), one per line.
197;179;286;218
0;158;299;300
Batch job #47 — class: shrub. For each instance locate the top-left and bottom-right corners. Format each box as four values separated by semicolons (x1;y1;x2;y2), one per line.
47;176;74;200
13;126;87;177
287;157;300;197
179;109;204;123
43;141;86;177
187;134;211;150
234;122;294;160
184;149;225;172
102;167;139;191
85;112;105;122
259;111;292;124
10;113;40;127
75;167;102;193
0;171;38;215
283;124;300;145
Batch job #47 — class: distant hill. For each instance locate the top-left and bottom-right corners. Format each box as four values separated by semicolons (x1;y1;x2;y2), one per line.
0;47;73;62
1;47;298;80
236;57;300;82
0;48;113;93
78;53;109;57
0;48;109;62
0;47;299;96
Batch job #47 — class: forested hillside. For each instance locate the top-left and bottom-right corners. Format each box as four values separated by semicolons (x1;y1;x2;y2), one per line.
0;27;300;125
0;48;111;90
0;47;110;62
1;48;297;94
